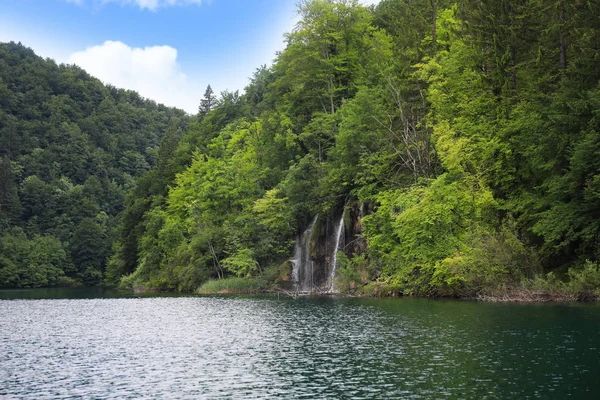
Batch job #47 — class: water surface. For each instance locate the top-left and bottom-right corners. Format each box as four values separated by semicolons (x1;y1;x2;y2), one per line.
1;290;599;399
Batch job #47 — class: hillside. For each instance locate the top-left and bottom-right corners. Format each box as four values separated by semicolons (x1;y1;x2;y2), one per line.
3;0;600;300
108;0;600;299
0;41;188;287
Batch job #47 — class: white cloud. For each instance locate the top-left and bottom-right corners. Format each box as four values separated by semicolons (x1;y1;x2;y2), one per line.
68;41;200;113
63;0;209;11
101;0;160;10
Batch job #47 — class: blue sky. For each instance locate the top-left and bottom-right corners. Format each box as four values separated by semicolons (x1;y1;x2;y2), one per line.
0;0;379;113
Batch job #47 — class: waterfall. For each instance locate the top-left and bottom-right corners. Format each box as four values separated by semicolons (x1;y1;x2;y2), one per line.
329;214;345;293
289;212;346;293
291;215;318;292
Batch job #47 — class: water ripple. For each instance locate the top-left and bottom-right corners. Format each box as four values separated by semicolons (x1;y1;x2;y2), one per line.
1;296;599;399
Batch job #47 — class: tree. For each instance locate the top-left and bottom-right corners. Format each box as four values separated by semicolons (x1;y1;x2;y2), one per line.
198;84;218;117
70;217;111;285
274;0;373;122
0;41;187;288
0;157;21;226
0;227;72;288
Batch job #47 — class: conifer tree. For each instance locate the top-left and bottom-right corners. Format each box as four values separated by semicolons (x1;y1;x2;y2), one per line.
198;84;217;117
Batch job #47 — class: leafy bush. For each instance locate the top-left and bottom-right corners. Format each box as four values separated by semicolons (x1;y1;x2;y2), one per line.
222;248;259;277
479;262;600;302
196;277;267;294
565;261;600;300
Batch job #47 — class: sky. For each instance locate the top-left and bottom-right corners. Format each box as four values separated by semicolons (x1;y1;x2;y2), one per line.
0;0;380;114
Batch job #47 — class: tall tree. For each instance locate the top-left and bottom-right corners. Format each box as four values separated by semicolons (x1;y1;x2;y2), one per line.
0;157;21;227
198;84;217;117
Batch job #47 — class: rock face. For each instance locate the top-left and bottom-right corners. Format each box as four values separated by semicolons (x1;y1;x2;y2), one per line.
287;200;368;293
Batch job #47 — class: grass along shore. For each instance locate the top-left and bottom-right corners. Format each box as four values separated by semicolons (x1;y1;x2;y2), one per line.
194;260;600;302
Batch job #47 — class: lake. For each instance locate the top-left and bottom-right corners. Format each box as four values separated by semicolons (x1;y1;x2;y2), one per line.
1;289;599;399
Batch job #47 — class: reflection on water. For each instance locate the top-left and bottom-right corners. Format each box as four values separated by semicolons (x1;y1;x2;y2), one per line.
0;287;182;300
1;291;599;399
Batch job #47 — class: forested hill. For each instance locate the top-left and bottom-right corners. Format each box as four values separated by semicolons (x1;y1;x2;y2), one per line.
105;0;600;299
0;42;187;287
3;0;600;299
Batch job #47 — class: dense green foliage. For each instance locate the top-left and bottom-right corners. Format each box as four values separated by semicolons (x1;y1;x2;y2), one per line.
4;0;600;299
108;0;600;297
0;42;187;287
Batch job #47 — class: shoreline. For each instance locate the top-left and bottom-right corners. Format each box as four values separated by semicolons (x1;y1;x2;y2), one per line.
2;285;597;303
196;286;599;303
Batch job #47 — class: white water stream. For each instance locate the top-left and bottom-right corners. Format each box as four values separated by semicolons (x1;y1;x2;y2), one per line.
329;215;345;293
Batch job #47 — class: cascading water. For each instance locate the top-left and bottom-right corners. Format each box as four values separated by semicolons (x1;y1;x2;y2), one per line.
291;215;318;292
289;212;347;293
329;214;345;293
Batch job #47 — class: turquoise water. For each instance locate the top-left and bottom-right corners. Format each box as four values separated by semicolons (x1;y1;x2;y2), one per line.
1;289;599;399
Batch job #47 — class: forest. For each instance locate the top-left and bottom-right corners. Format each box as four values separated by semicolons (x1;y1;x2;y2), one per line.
2;0;600;300
0;42;187;287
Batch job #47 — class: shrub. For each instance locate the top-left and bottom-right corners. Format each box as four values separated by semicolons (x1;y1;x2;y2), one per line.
196;277;268;294
565;261;600;300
